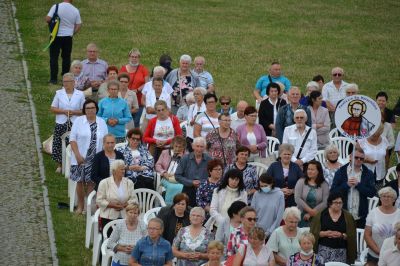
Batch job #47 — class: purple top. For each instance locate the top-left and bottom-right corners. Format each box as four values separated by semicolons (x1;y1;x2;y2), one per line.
81;58;108;82
236;123;267;157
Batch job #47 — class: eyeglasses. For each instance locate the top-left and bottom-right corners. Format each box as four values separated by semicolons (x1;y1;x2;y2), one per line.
354;156;365;161
247;114;257;118
294;116;305;119
332;73;343;77
147;227;161;231
332;201;343;205
130;137;141;141
221;102;230;105
246;217;258;222
85;106;96;110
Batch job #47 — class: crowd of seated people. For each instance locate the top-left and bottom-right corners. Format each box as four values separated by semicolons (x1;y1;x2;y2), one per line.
49;46;400;265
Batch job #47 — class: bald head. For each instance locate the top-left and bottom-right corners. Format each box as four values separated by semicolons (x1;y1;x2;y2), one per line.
236;101;248;119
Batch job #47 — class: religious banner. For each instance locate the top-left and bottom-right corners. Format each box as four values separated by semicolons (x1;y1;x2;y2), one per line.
335;95;381;140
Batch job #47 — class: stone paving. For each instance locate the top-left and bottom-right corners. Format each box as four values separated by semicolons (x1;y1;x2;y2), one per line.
0;1;53;264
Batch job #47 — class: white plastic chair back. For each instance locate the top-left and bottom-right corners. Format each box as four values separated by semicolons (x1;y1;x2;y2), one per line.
356;228;366;262
385;166;398;183
154;173;163;194
115;142;127;150
330;137;355;163
367;196;379;212
266;136;280;156
133;188;166;214
325;262;350;266
329;128;340;140
61;131;71;175
143;207;162;226
248;162;269;177
92;209;101;266
85;190;96;248
100;219;124;266
65;144;71;179
314;150;325;163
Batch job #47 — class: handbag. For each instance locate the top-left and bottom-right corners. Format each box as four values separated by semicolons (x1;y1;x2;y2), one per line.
83;87;93;97
42;135;54;154
224;244;247;266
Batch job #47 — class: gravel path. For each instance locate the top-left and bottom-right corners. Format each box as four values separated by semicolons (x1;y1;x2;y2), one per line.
0;1;53;264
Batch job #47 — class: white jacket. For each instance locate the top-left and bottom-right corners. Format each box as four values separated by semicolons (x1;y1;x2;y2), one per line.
210;187;247;226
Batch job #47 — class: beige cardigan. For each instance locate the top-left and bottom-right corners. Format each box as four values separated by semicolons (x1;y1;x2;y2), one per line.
96;176;136;219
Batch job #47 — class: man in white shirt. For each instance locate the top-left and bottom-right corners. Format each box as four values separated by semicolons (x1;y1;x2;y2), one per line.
46;0;82;84
282;109;317;168
379;229;400;266
231;100;248;131
322;67;349;112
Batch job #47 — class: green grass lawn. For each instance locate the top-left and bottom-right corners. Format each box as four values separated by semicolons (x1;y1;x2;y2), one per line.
14;0;400;265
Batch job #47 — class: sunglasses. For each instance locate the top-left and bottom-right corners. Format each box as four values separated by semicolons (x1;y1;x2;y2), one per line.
332;73;343;77
221;102;230;105
354;156;365;161
246;217;258;222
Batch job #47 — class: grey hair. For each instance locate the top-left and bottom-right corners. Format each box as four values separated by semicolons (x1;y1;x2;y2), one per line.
193;136;206;146
378;187;397;200
279;143;295;156
299;231;315;245
331;67;344;75
148;217;164;230
194;56;205;63
324;143;339;159
289;86;300;94
190;207;206;218
344;83;359;93
180;54;192;63
283;206;301;221
63;72;75;80
306;81;320;91
193;87;207;96
153;66;166;76
70;60;82;69
103;133;115;143
107;80;120;90
185;92;195;103
294;109;307;120
110;159;125;173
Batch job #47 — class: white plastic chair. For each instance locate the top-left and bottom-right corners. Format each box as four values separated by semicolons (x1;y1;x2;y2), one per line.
143;207;162;226
92;209;101;266
266;136;280;157
69;179;77;213
330;137;355;163
325;262;349;266
115;142;127;150
132;188;166;214
154;173;163;195
355;228;367;265
314;150;325;163
367;196;379;212
65;144;71;179
385;166;398;183
248;162;269;177
329;128;340;140
204;217;216;231
100;219;124;266
61;131;70;175
85;190;97;248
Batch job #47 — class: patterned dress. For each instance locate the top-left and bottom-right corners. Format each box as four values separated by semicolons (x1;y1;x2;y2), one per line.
173;226;211;266
287;252;325;266
70;122;97;182
196;178;220;220
206;129;239;166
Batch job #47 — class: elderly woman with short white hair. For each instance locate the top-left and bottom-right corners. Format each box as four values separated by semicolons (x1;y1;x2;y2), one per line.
300;81;327;107
364;187;400;266
322;144;343;188
267;206;303;266
70;60;90;92
96;159;136;232
166;54;200;114
172;207;211;266
142;65;174;105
